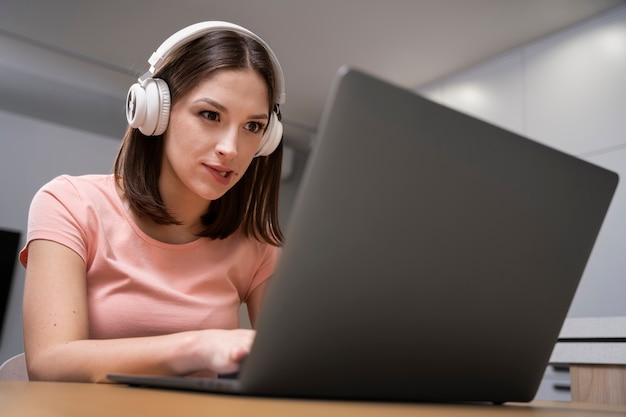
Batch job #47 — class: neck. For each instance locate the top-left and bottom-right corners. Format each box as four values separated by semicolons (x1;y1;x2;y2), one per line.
132;209;206;245
117;181;209;245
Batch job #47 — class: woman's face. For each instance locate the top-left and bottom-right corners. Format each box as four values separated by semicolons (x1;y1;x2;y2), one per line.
160;68;270;205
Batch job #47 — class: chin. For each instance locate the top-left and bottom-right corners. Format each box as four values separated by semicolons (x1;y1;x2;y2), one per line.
199;188;229;202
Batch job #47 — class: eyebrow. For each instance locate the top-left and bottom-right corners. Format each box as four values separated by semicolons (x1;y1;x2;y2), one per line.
196;98;269;120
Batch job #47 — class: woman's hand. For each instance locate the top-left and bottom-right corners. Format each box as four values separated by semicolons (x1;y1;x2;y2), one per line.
189;328;255;376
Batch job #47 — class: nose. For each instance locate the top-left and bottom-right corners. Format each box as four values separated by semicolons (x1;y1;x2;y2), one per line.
214;126;238;159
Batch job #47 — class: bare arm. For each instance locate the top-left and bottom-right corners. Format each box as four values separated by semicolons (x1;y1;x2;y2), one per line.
23;239;253;382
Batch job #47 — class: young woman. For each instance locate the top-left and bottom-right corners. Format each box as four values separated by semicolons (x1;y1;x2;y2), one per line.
19;21;285;382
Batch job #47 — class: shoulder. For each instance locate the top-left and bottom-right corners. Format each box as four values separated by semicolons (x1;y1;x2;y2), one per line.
29;173;122;231
227;228;281;254
199;229;282;272
23;175;118;267
225;231;282;298
230;229;282;272
35;174;117;206
40;174;114;194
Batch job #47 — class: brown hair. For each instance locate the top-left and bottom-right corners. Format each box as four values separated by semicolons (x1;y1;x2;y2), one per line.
114;30;283;246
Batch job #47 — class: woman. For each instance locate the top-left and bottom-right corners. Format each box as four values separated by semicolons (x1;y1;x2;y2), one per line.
19;21;285;382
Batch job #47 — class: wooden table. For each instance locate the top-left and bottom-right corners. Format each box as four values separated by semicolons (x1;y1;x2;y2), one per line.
2;381;626;417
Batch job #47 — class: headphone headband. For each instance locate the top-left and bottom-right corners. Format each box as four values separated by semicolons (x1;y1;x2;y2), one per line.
139;21;285;105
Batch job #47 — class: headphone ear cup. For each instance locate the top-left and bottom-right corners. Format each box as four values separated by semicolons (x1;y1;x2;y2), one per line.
126;78;171;136
256;112;283;157
142;78;171;136
126;82;147;129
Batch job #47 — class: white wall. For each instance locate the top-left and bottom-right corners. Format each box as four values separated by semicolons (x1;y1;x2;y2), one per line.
420;5;626;318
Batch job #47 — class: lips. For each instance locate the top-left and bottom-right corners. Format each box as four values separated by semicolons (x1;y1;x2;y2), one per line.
215;168;233;179
204;163;233;183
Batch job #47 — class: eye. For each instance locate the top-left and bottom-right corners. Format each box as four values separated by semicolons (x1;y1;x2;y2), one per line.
200;110;220;122
245;121;266;134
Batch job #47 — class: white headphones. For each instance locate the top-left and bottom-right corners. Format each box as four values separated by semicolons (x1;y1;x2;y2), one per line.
125;21;285;157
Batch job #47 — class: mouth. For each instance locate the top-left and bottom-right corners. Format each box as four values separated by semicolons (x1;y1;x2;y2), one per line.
205;164;234;182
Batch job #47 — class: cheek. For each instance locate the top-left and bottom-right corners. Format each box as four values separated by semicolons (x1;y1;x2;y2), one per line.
162;138;202;181
242;143;260;162
164;135;190;161
242;139;265;169
165;119;206;158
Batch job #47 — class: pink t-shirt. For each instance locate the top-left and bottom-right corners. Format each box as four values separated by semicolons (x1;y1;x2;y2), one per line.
19;174;280;339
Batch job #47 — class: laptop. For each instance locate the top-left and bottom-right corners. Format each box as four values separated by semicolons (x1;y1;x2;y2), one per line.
108;67;618;404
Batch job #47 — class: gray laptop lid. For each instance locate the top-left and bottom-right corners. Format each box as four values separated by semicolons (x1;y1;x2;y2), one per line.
109;67;617;404
238;67;618;403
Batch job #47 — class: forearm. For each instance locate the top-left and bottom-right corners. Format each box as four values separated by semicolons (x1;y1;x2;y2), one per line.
26;328;254;383
26;331;206;383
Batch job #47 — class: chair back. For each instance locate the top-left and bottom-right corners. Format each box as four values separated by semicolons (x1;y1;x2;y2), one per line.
0;353;28;381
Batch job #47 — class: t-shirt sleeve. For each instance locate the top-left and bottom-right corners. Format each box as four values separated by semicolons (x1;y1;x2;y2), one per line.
244;244;282;302
19;175;89;267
